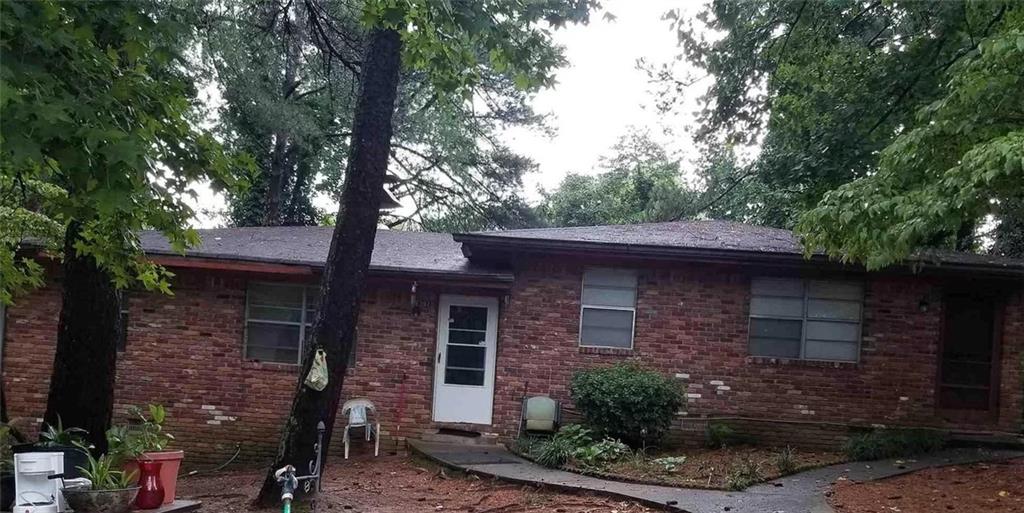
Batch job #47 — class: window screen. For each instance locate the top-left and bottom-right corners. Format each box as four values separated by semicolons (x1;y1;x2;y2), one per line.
749;278;862;362
580;268;637;348
245;283;319;364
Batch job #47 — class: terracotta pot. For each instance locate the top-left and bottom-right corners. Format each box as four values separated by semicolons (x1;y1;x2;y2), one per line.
124;450;183;505
61;487;140;513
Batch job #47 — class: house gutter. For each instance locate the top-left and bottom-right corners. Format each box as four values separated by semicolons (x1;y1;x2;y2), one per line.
453;234;1024;279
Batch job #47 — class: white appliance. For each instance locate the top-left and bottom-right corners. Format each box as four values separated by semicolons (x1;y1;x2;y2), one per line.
12;452;63;513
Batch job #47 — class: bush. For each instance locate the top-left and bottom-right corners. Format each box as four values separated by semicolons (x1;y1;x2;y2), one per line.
774;446;796;474
534;425;594;468
570;363;683;447
725;457;762;491
843;428;947;461
574;438;630;469
706;422;748;448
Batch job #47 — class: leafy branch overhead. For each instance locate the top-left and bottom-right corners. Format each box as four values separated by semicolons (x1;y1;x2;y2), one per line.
0;1;248;303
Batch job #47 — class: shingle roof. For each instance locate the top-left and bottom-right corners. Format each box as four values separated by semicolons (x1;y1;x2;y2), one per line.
455;220;1024;273
138;226;510;280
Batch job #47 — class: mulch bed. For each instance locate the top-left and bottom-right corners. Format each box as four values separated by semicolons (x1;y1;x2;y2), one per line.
595;446;847;490
828;457;1024;513
178;455;656;512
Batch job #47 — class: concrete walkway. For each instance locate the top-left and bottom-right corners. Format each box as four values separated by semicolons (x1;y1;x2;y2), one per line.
409;440;1023;513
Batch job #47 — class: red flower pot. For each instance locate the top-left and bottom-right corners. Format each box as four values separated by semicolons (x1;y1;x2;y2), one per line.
124;450;184;504
134;460;165;509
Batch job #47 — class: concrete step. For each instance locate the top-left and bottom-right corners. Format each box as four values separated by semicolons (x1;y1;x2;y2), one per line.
949;432;1024;451
419;429;500;446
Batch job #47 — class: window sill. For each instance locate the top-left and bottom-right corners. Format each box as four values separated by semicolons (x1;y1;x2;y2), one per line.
242;360;299;372
579;346;634;356
746;356;858;370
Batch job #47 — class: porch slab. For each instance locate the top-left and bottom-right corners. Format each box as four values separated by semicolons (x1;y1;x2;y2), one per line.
146;500;202;513
409;439;1023;513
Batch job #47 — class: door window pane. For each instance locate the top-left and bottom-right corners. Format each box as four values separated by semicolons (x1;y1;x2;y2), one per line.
446;345;486;369
449;305;488;331
448;329;486;345
445;369;485;386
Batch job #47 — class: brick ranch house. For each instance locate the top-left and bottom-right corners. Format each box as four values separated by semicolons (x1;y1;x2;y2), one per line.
3;220;1022;463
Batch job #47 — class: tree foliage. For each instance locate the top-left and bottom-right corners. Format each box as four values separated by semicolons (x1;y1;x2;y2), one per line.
661;0;1020;245
202;0;559;229
798;11;1024;268
0;0;240;303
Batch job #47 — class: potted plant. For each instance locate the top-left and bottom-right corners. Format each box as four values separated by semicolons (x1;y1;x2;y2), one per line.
34;417;91;479
107;404;182;505
61;452;139;513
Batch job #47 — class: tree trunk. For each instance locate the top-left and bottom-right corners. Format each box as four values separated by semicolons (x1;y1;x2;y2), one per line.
44;221;121;453
255;27;402;506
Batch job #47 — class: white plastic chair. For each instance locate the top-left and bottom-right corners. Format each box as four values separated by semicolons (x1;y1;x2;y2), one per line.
341;398;380;459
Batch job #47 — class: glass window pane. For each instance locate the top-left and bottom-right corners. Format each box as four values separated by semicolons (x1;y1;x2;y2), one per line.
449;329;486;345
582;285;636;308
246;322;301;363
449;305;488;331
581;308;633;348
750;296;804;318
751;278;803;297
807;299;861;320
749;337;801;358
750;318;802;340
445;369;485;386
248;283;304;308
583;268;637;289
806;320;859;342
807;280;862;300
446;345;486;370
805;340;858;361
248;305;303;323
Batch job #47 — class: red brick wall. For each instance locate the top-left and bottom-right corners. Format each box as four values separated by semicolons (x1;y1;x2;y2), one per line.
3;258;1022;463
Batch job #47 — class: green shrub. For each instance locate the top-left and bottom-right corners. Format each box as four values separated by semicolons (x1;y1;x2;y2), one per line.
573;438;630;468
534;424;594;468
706;422;747;448
570;363;683;447
842;428;947;461
725;457;762;491
774;446;796;474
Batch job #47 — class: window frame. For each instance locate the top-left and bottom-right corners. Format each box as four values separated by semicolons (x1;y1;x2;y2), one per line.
578;268;638;350
243;281;318;365
747;278;864;363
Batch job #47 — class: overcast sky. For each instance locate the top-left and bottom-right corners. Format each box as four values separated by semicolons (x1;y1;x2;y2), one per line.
189;0;708;227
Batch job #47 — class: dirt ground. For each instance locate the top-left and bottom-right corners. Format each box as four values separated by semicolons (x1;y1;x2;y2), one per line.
829;457;1024;513
178;455;655;513
600;446;846;489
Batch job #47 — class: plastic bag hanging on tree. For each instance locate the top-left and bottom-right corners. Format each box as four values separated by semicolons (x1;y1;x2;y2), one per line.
304;349;329;391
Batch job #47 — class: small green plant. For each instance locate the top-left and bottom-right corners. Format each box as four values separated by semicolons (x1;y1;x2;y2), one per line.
38;416;89;448
573;438;630;468
76;452;137;490
706;422;746;448
842;428;947;461
725;457;762;491
534;425;594;468
107;404;174;461
652;455;687;473
775;446;797;474
570;363;683;448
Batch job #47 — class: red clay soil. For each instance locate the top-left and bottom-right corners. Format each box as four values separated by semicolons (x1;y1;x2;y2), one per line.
178;455;655;513
829;457;1024;513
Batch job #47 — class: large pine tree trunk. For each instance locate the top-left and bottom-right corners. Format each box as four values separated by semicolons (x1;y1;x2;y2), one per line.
44;221;121;453
255;27;402;506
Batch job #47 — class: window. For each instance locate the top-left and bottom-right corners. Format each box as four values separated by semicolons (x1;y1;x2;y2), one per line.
579;268;637;349
245;283;318;364
749;278;863;362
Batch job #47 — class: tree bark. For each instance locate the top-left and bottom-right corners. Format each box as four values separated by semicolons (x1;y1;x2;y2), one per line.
43;221;121;453
255;27;402;506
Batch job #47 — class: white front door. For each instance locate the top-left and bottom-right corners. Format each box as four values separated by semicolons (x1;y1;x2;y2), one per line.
432;295;498;424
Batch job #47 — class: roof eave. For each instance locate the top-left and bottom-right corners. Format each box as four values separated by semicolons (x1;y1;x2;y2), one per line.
454;234;1024;278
